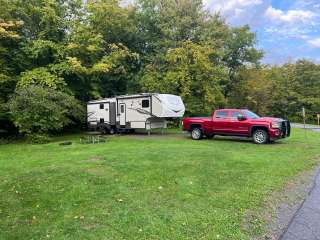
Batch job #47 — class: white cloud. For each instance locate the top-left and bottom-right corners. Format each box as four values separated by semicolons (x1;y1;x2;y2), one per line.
203;0;320;63
204;0;268;27
307;38;320;48
265;6;315;24
204;0;263;13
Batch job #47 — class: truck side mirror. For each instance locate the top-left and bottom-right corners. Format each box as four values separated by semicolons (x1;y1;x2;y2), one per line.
237;115;247;121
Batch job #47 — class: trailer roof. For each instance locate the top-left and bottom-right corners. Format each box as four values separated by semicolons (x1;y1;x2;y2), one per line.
87;93;158;104
116;93;156;99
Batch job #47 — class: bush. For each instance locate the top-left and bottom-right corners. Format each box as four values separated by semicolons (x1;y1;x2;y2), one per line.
8;85;85;142
25;134;51;144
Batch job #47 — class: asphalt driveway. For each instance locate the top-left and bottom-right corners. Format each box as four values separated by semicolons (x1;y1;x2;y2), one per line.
280;124;320;240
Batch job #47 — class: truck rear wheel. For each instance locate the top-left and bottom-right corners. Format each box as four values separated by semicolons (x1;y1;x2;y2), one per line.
253;129;268;144
191;128;203;140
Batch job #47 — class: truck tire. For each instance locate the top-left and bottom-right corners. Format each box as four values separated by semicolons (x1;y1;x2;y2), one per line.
191;128;203;140
253;129;269;144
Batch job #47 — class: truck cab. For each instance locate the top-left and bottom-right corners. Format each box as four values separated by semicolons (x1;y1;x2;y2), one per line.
182;109;291;144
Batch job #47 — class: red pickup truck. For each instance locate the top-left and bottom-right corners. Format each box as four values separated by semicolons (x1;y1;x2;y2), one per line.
182;109;291;144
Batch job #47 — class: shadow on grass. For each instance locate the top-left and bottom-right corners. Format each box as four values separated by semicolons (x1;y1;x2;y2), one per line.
206;136;286;145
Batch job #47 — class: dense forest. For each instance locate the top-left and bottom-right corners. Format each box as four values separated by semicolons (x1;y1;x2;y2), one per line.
0;0;319;140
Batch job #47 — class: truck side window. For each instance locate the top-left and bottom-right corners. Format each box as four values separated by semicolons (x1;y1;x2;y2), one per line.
100;104;104;109
216;111;228;118
231;111;243;119
142;99;149;108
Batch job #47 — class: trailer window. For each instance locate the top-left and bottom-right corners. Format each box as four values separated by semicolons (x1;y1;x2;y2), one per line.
100;118;104;123
142;99;149;108
99;104;104;109
120;104;124;113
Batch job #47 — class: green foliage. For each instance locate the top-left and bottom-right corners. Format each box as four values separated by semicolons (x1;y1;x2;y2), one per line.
1;0;319;136
229;67;275;115
141;41;226;114
222;25;264;96
25;133;51;144
229;60;320;121
86;0;137;48
6;0;71;41
18;67;66;90
8;85;84;140
0;19;22;133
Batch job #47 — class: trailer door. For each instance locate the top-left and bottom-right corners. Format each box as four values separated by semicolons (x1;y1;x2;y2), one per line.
119;103;126;126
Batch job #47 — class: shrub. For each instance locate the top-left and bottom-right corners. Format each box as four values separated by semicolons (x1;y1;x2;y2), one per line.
25;133;51;144
8;85;84;142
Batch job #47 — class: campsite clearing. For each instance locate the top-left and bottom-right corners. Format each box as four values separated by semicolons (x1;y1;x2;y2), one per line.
0;129;319;240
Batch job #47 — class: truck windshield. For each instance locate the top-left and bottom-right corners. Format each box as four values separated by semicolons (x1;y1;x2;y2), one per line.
243;110;260;119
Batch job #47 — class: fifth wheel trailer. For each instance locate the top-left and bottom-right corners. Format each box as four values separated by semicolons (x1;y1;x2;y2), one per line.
87;93;185;134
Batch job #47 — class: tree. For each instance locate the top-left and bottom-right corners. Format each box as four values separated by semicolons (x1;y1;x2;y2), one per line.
8;85;84;142
222;25;263;97
17;67;67;90
135;0;208;55
141;41;227;114
269;64;301;119
229;67;275;115
3;0;316;137
0;19;23;134
294;60;320;114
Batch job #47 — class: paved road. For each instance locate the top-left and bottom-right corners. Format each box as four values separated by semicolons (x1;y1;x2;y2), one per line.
280;124;320;240
291;123;320;133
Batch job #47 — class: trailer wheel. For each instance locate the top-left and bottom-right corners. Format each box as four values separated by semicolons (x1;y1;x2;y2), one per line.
109;128;117;135
99;126;108;135
191;128;203;140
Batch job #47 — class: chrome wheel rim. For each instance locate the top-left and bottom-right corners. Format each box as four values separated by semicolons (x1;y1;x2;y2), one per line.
192;129;201;139
254;130;266;143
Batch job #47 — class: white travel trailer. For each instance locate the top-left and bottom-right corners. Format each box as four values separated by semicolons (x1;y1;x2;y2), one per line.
87;93;185;134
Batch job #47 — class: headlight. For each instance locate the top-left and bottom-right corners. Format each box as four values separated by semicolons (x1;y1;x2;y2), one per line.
271;122;281;129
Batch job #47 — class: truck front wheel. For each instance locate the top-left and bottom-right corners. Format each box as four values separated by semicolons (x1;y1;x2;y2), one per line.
253;129;269;144
191;128;203;140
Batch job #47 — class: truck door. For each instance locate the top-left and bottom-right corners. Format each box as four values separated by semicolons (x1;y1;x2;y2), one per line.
229;111;249;135
119;103;126;126
212;110;230;133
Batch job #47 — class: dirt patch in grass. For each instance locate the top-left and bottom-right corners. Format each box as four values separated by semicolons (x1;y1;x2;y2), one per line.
120;130;189;140
86;166;115;176
86;155;105;162
245;163;320;240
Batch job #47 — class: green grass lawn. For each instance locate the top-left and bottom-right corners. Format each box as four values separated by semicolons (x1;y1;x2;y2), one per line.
0;129;319;240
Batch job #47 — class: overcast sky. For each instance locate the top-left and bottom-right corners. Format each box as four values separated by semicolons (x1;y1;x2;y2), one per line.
203;0;320;64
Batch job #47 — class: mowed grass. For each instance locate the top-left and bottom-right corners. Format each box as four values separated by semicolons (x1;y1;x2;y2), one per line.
0;129;319;240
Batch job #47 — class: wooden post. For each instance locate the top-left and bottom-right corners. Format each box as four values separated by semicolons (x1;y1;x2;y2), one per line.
302;107;307;139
